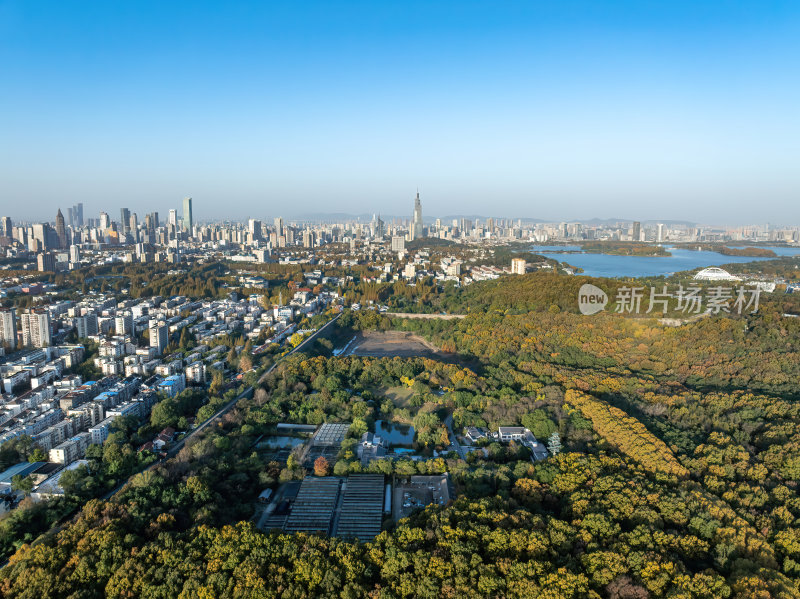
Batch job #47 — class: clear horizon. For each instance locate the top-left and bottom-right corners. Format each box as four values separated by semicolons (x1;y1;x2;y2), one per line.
1;1;799;224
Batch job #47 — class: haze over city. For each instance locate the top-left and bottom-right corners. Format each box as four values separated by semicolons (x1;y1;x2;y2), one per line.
2;1;799;224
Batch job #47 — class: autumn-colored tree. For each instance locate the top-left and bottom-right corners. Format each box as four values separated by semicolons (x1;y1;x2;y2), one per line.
239;352;253;372
314;456;330;476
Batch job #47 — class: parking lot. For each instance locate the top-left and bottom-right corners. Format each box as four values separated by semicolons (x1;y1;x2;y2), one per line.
392;476;450;522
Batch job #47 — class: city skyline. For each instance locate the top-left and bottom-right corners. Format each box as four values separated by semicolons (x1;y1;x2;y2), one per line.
3;192;800;230
1;2;799;224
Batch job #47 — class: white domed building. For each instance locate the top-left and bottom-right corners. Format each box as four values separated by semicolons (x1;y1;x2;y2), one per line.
694;267;741;281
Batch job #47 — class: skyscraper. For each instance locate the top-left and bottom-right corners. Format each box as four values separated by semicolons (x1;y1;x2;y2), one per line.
99;211;111;230
32;223;49;251
183;197;193;233
274;216;284;238
120;208;131;234
0;308;17;350
21;309;51;348
56;209;67;248
371;214;385;239
75;203;84;227
0;216;11;238
248;218;262;241
37;253;56;272
129;213;138;241
632;221;642;242
411;191;423;241
656;223;665;243
168;209;178;227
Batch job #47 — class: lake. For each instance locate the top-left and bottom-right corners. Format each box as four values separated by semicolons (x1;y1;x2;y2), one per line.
533;245;800;278
375;420;415;446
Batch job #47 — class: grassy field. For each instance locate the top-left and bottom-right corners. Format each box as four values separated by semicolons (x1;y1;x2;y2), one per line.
382;385;415;409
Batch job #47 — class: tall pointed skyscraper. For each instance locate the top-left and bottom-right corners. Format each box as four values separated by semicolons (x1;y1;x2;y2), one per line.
55;209;67;248
411;190;424;241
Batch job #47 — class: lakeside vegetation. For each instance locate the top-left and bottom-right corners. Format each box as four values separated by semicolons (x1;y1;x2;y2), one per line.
716;246;777;257
579;241;672;257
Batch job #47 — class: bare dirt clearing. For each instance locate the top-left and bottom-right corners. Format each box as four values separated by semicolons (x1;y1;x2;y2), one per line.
344;330;445;358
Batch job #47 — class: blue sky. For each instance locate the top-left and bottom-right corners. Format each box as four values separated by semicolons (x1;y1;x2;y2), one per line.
1;1;799;224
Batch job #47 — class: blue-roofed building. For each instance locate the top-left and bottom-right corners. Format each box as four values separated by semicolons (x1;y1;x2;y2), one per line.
156;374;186;398
93;390;120;408
0;461;46;491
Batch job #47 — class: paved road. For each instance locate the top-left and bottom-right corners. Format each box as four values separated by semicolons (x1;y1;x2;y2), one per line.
384;312;466;320
444;414;466;460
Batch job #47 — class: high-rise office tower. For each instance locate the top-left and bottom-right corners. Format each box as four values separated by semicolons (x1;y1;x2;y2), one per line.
411;191;423;241
371;214;385;239
248;218;262;241
129;213;138;241
56;209;67;248
168;209;178;227
0;216;11;238
99;212;111;230
274;216;284;238
149;320;169;356
632;221;642;242
0;308;17;350
182;197;193;233
69;244;81;263
21;309;51;348
73;203;84;227
120;208;130;234
31;223;49;251
656;223;665;243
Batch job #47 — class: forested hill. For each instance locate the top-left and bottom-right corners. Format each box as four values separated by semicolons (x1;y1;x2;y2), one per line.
429;270;800;316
